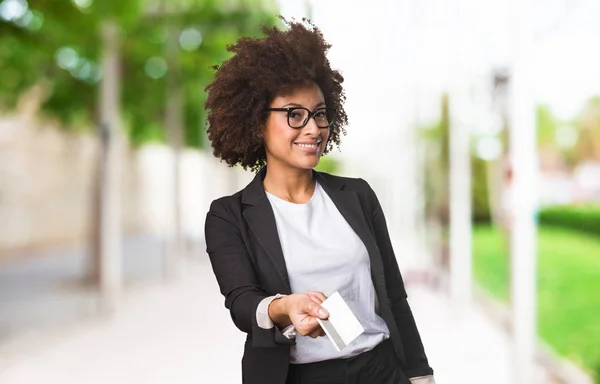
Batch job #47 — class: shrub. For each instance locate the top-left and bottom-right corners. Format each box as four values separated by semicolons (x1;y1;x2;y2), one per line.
538;205;600;236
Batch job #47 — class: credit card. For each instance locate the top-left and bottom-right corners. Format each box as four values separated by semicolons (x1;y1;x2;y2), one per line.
316;292;365;351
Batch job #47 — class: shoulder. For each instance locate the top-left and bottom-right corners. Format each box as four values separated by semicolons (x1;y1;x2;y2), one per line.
206;190;244;221
316;171;379;213
316;171;374;195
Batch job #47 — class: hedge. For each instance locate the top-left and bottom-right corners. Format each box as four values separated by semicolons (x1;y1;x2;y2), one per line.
538;205;600;236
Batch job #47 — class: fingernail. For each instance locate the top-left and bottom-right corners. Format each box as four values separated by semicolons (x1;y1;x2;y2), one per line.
318;308;328;317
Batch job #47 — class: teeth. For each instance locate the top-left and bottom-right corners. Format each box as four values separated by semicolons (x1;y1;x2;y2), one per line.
297;143;318;148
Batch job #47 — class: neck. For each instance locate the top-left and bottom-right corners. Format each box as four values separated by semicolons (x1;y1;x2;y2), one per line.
263;162;315;203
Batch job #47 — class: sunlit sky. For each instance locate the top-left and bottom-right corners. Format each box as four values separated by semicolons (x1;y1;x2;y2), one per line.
279;0;600;121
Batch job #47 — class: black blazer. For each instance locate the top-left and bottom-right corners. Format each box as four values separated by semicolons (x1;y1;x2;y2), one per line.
205;168;433;384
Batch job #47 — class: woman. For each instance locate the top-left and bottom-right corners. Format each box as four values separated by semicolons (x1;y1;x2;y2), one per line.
204;18;435;384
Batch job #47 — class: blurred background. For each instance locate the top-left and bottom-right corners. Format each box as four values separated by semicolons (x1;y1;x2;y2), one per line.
0;0;599;383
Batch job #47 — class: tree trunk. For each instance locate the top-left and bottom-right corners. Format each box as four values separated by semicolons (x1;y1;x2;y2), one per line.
508;1;538;381
449;86;473;305
89;20;123;313
164;25;185;280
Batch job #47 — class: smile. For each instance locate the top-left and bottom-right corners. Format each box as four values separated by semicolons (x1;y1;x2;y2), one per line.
294;141;321;153
295;143;319;149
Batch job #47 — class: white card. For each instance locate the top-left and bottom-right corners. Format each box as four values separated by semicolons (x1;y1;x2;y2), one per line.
316;292;365;351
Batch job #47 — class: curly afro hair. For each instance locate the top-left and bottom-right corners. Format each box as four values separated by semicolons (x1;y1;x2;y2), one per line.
204;17;348;172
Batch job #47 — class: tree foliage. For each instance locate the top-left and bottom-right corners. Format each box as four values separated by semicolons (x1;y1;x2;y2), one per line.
0;0;278;147
574;96;600;163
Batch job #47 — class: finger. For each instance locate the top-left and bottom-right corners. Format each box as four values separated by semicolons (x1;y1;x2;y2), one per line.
308;328;322;339
296;320;319;336
298;315;319;328
306;291;327;304
305;301;329;319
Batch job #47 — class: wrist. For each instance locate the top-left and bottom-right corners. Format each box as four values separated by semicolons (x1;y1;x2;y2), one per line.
268;296;291;328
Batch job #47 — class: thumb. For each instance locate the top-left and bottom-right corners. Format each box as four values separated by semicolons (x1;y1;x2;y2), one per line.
306;301;329;319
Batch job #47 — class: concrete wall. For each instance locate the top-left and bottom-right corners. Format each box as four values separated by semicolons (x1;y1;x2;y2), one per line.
135;144;253;243
0;116;142;255
0;115;248;258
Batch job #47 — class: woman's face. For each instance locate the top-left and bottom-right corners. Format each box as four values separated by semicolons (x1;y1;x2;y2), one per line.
263;82;330;171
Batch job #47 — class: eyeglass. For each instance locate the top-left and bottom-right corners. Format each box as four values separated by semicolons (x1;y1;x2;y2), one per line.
267;107;336;129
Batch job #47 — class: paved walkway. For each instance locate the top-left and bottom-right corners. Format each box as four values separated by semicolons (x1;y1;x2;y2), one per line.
0;238;551;384
0;236;165;347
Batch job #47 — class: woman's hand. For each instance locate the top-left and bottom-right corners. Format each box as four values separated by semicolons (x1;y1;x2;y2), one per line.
306;291;327;305
305;291;328;337
268;292;329;338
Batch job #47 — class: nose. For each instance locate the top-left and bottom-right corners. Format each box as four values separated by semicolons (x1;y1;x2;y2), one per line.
301;116;320;136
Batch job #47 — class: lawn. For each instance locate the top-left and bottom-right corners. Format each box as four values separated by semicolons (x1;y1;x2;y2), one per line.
473;224;600;377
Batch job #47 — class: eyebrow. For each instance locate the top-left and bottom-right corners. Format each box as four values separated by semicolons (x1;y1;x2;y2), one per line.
282;102;326;109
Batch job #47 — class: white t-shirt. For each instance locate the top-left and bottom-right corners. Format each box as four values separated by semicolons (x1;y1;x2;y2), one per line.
266;182;390;364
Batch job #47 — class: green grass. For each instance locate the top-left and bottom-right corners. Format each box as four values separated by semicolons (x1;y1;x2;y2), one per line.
473;225;600;377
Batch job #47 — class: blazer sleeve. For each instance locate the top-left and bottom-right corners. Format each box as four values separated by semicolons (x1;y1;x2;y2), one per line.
361;179;434;378
205;199;295;348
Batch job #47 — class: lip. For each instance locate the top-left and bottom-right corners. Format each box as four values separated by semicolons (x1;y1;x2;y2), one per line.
294;141;321;153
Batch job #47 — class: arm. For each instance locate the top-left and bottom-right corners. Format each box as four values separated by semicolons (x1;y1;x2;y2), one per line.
362;180;435;379
256;295;296;339
205;200;294;347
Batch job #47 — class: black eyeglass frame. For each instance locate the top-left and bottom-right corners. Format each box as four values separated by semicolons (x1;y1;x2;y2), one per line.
267;107;336;129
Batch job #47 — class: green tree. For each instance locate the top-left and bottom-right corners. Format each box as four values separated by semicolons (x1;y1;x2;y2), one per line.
419;93;451;268
574;96;600;163
0;0;278;305
0;0;278;145
537;104;559;145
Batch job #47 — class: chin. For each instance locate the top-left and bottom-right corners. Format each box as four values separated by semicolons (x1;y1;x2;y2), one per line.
294;159;319;170
300;163;319;170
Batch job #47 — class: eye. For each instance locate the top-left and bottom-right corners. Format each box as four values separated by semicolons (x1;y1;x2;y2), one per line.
314;110;327;119
289;111;301;119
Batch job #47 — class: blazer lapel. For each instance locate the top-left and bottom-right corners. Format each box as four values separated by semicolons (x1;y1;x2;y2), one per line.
242;169;291;293
315;172;379;257
315;172;388;294
240;169;384;296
